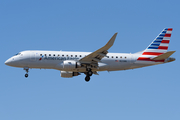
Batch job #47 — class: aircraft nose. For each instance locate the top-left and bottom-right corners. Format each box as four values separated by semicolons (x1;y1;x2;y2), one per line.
5;58;14;66
5;59;11;66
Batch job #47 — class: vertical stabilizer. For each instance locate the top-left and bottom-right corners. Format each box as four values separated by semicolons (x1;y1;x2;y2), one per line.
144;28;172;54
137;28;173;62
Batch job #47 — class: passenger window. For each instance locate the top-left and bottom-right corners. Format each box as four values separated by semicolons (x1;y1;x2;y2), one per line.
71;55;73;57
40;54;42;56
62;55;64;57
125;57;127;59
49;54;51;56
116;56;118;58
120;56;122;58
67;55;68;57
45;54;47;56
53;54;55;56
58;54;60;56
75;55;77;57
80;55;82;57
112;56;113;58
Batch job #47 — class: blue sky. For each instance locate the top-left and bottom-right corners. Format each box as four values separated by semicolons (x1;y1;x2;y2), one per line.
0;0;179;120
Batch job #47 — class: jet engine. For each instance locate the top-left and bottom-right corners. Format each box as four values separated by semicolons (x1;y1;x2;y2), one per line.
63;60;81;71
61;71;80;78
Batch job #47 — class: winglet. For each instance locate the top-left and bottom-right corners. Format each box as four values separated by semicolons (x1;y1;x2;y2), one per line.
79;33;118;63
105;33;118;48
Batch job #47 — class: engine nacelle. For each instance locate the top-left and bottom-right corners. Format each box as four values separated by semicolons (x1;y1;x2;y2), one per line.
61;71;80;78
63;60;81;71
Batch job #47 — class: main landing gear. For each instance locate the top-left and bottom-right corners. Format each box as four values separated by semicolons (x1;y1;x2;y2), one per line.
85;68;93;82
24;67;29;78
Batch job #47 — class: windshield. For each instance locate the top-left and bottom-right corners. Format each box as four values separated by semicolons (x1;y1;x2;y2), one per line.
14;53;21;56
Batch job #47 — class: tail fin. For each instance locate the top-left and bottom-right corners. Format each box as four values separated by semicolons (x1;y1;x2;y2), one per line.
137;28;173;62
144;28;173;54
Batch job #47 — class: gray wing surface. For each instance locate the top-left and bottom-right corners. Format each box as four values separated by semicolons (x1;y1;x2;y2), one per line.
79;33;118;65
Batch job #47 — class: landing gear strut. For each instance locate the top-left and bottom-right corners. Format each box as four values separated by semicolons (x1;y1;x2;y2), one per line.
85;68;93;82
24;67;29;78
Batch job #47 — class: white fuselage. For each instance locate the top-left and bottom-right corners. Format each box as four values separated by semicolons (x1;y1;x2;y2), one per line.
5;50;162;72
4;29;175;81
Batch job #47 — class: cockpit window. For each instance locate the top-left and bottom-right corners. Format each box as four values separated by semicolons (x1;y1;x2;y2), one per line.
15;53;21;56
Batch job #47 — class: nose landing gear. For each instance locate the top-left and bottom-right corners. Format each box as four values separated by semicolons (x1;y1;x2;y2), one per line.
25;73;28;78
24;67;29;78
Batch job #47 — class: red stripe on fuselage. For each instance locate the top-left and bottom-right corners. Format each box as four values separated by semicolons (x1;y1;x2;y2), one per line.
137;57;151;61
137;57;165;62
142;52;163;56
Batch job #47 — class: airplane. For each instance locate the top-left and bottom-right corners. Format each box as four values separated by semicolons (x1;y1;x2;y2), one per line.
5;28;175;82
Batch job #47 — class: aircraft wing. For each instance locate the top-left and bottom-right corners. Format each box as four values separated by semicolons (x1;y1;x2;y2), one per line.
79;33;118;65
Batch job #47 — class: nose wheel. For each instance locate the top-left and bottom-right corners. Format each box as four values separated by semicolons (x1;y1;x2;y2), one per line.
25;73;28;78
24;67;29;78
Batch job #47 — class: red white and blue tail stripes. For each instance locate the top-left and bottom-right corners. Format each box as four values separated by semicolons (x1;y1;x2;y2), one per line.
137;28;173;62
146;28;172;51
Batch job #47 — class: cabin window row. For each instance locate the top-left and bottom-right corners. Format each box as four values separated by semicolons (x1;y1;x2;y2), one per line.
40;54;82;57
39;54;127;59
107;56;127;59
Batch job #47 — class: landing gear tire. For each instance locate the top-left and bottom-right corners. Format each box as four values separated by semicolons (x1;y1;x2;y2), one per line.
24;67;29;78
87;71;93;76
86;68;93;76
85;76;90;82
25;74;28;78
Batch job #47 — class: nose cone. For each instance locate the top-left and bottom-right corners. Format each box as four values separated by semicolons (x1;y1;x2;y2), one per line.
5;57;17;66
5;58;12;66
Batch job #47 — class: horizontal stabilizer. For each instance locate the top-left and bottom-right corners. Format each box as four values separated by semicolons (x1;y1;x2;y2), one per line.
151;51;176;60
